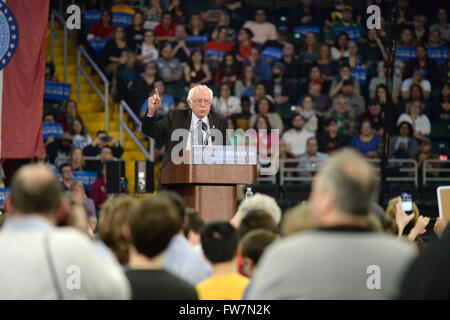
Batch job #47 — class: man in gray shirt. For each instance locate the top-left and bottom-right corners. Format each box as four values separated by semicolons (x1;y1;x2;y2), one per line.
248;149;417;300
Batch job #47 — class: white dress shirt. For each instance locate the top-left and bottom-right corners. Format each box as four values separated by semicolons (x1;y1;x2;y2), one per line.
185;112;213;150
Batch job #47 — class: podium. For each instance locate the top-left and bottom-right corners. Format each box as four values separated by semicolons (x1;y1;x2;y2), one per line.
161;147;257;222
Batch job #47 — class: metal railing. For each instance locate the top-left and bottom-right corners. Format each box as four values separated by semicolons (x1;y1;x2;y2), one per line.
50;9;67;82
278;158;418;187
119;100;154;161
423;160;450;185
77;45;109;131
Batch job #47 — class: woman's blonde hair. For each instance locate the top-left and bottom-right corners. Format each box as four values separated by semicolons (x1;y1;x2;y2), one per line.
384;197;419;235
280;203;314;237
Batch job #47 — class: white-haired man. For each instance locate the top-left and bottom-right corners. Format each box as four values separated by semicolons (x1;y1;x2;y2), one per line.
142;85;228;188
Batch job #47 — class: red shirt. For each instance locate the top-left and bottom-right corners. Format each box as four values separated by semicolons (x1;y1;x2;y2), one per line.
89;177;107;209
204;41;234;54
88;21;114;39
238;41;253;61
154;23;176;45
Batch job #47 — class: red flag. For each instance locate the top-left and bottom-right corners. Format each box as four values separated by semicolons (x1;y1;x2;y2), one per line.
0;0;49;158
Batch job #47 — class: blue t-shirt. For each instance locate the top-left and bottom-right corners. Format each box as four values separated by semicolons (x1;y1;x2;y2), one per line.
350;134;380;155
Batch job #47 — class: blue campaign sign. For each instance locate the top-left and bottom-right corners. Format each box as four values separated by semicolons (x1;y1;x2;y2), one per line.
73;171;98;192
352;67;367;85
44;81;71;102
396;46;416;61
112;12;133;27
426;46;448;63
261;47;283;61
83;11;101;24
204;49;225;57
0;188;11;206
43;122;64;140
89;38;110;52
293;25;320;35
334;25;361;41
186;35;209;43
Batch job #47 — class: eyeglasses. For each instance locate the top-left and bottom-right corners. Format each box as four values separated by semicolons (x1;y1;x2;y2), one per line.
192;99;211;105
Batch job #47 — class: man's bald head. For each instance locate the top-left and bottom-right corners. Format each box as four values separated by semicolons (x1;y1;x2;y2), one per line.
312;148;379;217
10;164;63;216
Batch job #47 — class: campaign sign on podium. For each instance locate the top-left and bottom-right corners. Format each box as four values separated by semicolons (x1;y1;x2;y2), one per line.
190;146;257;165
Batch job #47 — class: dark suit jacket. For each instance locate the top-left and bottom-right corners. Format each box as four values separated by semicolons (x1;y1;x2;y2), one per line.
141;109;228;170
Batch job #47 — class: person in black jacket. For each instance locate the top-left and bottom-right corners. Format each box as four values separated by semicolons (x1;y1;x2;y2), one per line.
83;131;124;159
142;85;228;188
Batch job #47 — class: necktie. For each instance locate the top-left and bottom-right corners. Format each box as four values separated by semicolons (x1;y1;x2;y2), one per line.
197;120;203;145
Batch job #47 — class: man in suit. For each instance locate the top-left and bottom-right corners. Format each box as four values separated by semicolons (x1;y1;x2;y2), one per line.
142;85;228;189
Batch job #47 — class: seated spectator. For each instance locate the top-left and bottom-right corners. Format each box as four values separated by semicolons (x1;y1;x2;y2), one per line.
213;53;240;86
400;84;432;119
398;26;417;48
69;119;93;150
185;13;207;51
111;0;135;15
297;137;329;175
69;182;97;232
249;82;274;114
137;30;159;65
125;196;198;300
169;25;191;63
340;80;365;117
154;11;176;46
196;222;249;300
248;149;417;300
56;100;83;132
0;164;130;299
331;32;350;61
413;15;427;45
143;0;163;30
389;121;419;158
360;30;387;71
249;98;283;132
427;29;446;48
300;32;319;68
183;50;213;87
212;83;241;116
156;45;183;84
242;47;272;83
314;44;339;91
430;8;450;44
262;28;290;53
87;10;114;41
242;8;277;46
140;80;175;120
33;151;58;174
342;40;365;70
250;116;280;170
131;61;159;115
83;131;124;159
98;196;136;264
397;101;431;139
99;146;116;162
60;163;73;192
159;191;212;286
267;62;297;107
350;120;380;158
369;61;401;101
112;50;136;103
325;95;357;137
401;68;432;101
167;0;184;25
318;117;349;155
240;229;277;299
280;202;314;237
325;5;365;45
232;97;252;131
281;113;314;157
234;65;256;98
101;26;128;79
289;0;322;27
402;45;441;88
48;132;73;168
359;100;383;136
125;11;145;52
237;209;278;240
214;12;237;43
329;64;361;98
174;100;188;110
232;193;282;229
89;162;108;210
68;147;89;171
415;137;440;182
183;208;205;250
301;79;332;117
204;26;234;73
200;0;227;31
235;27;254;63
293;95;318;134
280;42;302;84
435;83;450;122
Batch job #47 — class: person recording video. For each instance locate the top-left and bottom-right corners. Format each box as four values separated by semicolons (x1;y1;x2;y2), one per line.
83;130;124;159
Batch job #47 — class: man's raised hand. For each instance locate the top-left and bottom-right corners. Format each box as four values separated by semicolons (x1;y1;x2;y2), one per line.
147;88;161;117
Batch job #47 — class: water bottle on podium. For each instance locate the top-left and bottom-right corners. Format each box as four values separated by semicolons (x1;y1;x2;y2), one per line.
245;187;253;198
